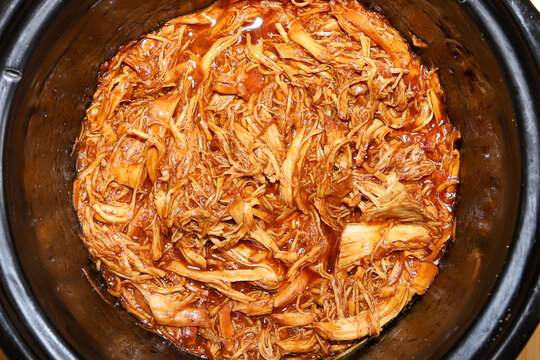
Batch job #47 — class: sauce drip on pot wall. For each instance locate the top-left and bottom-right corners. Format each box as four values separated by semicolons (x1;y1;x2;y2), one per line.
73;0;460;358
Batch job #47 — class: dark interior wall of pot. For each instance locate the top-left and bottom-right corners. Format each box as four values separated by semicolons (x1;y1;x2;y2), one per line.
2;0;520;359
5;1;212;358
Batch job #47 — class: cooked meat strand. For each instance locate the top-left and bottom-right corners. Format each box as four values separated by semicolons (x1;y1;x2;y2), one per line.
74;0;460;359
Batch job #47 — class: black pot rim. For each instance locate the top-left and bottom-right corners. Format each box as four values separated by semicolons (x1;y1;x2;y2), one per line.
0;0;538;359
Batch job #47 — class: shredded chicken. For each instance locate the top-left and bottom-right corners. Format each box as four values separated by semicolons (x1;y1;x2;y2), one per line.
74;0;460;359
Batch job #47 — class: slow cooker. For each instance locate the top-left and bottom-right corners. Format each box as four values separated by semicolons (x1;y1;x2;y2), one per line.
0;0;538;359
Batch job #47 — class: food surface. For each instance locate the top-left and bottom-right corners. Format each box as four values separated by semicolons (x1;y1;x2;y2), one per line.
73;0;460;358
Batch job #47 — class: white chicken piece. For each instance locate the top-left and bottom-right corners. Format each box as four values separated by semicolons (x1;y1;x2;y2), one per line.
313;277;411;340
109;136;147;189
338;223;431;270
138;288;210;327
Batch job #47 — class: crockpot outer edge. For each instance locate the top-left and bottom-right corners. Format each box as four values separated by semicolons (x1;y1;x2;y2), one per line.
0;0;25;47
0;1;76;359
443;1;540;360
0;1;538;360
475;1;540;358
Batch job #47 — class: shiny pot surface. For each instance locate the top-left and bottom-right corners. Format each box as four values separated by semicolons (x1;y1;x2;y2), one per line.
0;0;538;359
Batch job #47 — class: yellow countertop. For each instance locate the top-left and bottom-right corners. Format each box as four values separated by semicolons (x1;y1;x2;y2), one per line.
519;325;540;360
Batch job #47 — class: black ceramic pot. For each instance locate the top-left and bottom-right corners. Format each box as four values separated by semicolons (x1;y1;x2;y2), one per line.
0;0;538;359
